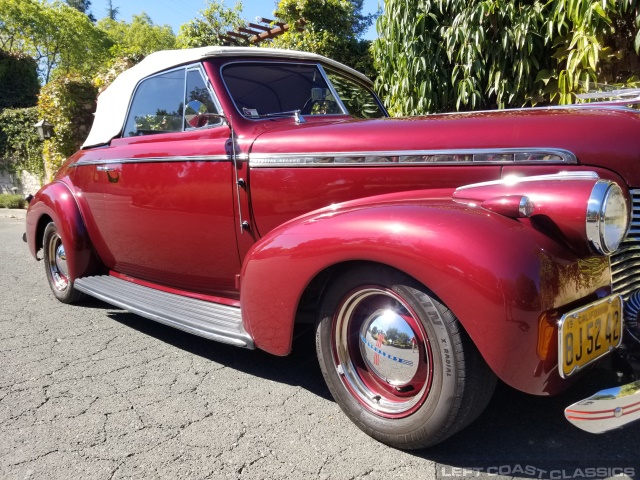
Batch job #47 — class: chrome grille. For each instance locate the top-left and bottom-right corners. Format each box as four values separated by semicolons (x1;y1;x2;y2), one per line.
611;189;640;298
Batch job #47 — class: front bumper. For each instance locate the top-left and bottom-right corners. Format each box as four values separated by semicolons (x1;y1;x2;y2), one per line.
565;380;640;433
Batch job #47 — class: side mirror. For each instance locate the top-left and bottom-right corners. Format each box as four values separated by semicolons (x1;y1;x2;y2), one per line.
185;100;227;128
185;100;207;128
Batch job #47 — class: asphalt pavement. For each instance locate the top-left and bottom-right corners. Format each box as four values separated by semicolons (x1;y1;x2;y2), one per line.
1;209;638;479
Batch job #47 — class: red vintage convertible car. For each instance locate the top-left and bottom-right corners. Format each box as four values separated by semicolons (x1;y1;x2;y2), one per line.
25;46;640;448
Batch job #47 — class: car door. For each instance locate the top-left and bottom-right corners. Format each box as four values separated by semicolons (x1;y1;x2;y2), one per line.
98;65;241;298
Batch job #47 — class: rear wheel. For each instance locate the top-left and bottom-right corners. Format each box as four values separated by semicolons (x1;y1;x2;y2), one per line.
43;222;85;304
316;265;496;449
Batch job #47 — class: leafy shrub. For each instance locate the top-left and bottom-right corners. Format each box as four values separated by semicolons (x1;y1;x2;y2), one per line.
0;50;39;109
0;193;25;208
0;107;44;177
374;0;640;115
37;75;97;179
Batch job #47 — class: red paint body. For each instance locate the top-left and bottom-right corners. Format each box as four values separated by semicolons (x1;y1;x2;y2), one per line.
26;181;101;280
26;55;640;397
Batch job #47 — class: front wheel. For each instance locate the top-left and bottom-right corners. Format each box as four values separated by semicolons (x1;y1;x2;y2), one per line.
316;265;496;449
43;222;85;304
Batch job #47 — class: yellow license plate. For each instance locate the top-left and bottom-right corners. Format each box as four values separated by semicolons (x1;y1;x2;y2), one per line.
558;294;623;378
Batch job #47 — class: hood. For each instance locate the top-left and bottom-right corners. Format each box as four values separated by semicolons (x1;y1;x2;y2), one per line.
250;106;640;187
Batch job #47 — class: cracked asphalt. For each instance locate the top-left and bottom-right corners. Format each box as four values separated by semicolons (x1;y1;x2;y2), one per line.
1;210;639;480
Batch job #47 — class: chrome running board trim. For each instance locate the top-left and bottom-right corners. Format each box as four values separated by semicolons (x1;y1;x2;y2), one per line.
565;380;640;433
75;275;253;348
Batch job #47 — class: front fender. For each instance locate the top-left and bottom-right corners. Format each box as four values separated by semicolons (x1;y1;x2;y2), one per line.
240;195;610;395
26;181;100;281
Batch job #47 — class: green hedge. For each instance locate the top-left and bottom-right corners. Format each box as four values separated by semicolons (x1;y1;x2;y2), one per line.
0;193;26;209
0;51;39;110
0;107;44;177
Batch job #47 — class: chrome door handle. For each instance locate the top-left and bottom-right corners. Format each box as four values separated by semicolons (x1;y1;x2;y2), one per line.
97;164;121;183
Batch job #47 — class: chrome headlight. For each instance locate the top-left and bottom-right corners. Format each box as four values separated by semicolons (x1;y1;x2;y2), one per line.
586;180;629;254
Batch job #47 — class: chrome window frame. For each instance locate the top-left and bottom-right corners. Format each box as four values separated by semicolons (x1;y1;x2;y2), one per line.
320;64;388;118
220;60;361;121
316;64;349;115
120;62;225;138
184;64;225;131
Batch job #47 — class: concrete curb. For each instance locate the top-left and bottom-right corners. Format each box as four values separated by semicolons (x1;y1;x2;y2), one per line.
0;208;27;220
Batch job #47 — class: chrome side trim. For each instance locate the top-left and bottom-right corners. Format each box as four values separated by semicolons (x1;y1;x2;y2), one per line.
249;148;577;167
565;379;640;434
455;171;598;192
72;154;249;167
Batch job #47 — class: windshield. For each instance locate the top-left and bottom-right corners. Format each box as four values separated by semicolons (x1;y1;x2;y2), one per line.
221;62;386;119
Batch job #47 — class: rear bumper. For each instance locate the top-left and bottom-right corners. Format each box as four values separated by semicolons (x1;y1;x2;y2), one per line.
565;380;640;433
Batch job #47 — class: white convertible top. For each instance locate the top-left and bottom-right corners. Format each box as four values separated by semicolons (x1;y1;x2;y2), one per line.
82;46;372;149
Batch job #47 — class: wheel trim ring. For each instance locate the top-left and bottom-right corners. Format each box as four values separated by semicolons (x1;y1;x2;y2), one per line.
331;286;434;418
47;232;69;291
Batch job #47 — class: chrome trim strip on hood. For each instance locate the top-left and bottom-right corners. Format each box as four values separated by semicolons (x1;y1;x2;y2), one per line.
249;148;577;167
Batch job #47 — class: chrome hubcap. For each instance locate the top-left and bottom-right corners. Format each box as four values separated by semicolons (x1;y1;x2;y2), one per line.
55;244;68;277
333;287;433;418
47;233;69;291
359;309;420;386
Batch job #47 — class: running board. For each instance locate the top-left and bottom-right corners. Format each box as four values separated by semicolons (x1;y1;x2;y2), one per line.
74;275;253;349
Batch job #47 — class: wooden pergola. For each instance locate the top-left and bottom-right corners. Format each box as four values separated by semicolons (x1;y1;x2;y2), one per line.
218;17;306;46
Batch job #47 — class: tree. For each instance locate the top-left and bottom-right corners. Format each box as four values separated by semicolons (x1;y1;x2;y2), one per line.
373;0;640;115
98;13;176;60
106;0;119;21
0;0;111;82
396;332;410;347
0;51;39;109
65;0;95;22
385;327;399;344
65;0;90;12
270;0;377;78
177;1;246;48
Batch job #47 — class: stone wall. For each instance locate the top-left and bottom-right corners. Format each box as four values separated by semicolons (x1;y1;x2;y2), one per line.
0;169;42;195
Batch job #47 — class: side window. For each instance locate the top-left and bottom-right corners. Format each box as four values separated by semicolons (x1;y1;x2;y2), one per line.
184;69;221;129
325;70;386;119
124;70;185;137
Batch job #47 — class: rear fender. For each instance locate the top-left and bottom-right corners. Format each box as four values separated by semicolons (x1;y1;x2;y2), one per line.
26;181;100;280
240;191;611;395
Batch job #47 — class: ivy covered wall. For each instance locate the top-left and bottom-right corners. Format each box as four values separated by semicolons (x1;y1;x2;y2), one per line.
0;107;43;177
37;75;97;181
